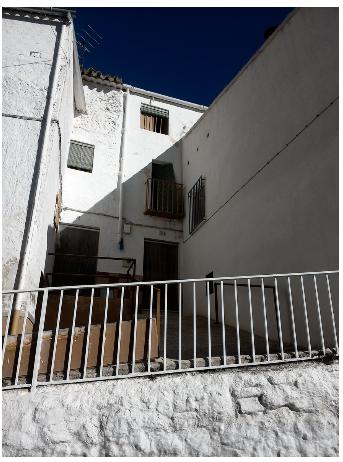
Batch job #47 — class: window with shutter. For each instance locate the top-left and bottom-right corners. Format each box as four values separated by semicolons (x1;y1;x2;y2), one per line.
140;103;169;135
67;140;95;173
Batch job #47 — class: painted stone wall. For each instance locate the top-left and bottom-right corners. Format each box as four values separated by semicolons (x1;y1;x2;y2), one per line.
61;83;204;276
2;361;338;457
2;12;75;295
179;8;338;346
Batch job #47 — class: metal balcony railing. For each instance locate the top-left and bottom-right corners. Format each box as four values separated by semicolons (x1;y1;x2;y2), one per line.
145;178;184;218
2;270;338;391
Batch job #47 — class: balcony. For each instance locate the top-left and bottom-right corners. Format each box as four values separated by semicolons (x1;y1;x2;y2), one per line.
145;177;184;219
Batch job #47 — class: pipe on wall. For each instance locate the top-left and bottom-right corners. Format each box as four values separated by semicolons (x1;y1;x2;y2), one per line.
11;18;70;332
116;88;130;250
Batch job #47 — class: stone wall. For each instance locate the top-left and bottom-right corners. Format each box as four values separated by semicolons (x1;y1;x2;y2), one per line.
2;360;338;456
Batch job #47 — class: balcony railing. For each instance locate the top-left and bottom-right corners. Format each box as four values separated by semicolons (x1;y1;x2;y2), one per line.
145;178;184;218
2;270;338;391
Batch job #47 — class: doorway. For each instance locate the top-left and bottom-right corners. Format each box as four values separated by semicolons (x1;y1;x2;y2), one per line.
143;239;179;310
52;224;100;287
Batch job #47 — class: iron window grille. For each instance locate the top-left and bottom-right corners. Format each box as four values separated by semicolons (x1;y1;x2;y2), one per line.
188;176;205;234
67;140;95;173
140;103;169;135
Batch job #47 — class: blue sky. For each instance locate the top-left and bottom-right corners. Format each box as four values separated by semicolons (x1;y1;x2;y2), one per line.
74;7;293;106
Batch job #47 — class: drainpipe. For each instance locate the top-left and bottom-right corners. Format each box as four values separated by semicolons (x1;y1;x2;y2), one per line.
11;18;69;334
117;88;129;250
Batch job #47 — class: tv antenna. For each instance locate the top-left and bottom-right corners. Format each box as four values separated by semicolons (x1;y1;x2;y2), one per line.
76;24;103;66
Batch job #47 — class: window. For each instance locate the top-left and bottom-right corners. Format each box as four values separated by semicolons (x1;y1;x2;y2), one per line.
140;103;169;135
67;140;94;173
188;176;205;234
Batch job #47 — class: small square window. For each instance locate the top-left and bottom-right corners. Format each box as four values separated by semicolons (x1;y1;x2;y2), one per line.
67;140;94;173
140;103;169;135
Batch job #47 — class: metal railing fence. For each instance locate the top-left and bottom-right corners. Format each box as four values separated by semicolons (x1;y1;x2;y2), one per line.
2;270;338;391
145;178;184;218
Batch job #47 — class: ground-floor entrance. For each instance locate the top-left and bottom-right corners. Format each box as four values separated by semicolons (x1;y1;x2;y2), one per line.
143;239;179;310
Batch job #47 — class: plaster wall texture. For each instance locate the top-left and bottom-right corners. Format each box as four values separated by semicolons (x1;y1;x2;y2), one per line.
2;361;338;457
179;8;338;347
61;84;202;275
2;14;75;301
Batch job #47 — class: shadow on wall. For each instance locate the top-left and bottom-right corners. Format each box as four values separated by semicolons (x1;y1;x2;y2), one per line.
39;130;339;353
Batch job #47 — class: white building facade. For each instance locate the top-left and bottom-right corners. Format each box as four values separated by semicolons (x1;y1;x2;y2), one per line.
2;7;85;296
59;72;205;283
2;7;338;347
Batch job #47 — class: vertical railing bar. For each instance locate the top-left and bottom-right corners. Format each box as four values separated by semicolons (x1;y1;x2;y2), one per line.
149;179;151;210
147;284;153;373
115;286;125;376
247;279;255;362
83;288;94;378
151;178;154;210
146;178;148;208
193;282;197;368
313;275;325;352
157;180;159;211
149;178;151;210
178;282;182;369
99;288;109;377
207;281;212;365
220;281;227;366
2;294;14;363
66;289;79;381
14;296;31;386
171;182;174;215
131;286;139;374
166;181;168;213
261;279;270;361
300;276;312;358
189;191;192;233
49;289;64;382
31;288;49;391
234;280;241;364
274;278;284;360
326;274;338;354
163;284;168;371
287;277;298;358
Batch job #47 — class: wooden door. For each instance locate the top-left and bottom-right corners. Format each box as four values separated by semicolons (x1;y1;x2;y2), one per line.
143;239;179;310
52;224;100;287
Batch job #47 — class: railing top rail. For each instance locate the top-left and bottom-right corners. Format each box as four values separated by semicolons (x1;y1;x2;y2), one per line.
48;253;136;262
146;177;184;188
2;270;338;295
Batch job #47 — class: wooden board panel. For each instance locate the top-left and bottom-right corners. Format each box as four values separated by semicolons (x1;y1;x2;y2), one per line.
43;294;135;330
2;318;158;379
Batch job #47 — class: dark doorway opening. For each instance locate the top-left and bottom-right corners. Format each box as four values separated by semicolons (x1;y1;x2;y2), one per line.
52;224;100;287
143;239;179;311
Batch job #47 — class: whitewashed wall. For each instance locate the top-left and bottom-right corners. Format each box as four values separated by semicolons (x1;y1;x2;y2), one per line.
61;84;203;276
2;12;75;298
2;361;339;456
179;8;338;347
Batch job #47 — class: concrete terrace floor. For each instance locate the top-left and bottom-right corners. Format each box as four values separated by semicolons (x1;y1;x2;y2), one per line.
157;312;281;361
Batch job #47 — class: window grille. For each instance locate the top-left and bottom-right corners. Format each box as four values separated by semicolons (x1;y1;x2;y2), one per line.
67;140;94;173
140;103;169;135
188;176;205;234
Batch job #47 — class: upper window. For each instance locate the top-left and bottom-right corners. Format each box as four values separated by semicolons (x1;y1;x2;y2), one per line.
67;140;94;173
140;103;169;135
188;176;206;234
